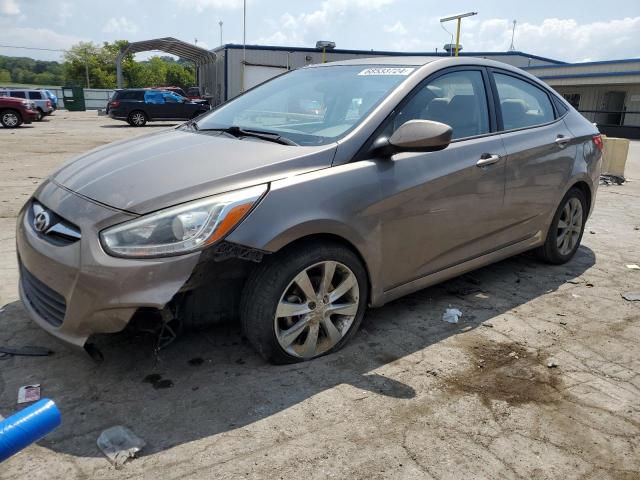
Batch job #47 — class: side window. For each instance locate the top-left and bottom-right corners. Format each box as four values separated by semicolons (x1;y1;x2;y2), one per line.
494;73;554;130
29;91;43;100
393;70;489;140
10;91;26;98
162;92;181;103
144;91;165;104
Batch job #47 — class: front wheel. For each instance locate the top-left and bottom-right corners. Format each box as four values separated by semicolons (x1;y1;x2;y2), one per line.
536;187;587;264
240;241;368;364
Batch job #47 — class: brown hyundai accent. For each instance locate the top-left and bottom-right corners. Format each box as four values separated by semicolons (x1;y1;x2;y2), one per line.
16;57;602;363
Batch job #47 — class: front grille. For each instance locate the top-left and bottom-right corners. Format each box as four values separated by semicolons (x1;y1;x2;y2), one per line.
20;263;66;327
28;201;81;246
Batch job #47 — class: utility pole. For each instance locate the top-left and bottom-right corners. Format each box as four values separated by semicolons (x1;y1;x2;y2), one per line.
241;0;246;92
219;20;223;46
84;48;90;88
509;20;517;51
440;12;477;57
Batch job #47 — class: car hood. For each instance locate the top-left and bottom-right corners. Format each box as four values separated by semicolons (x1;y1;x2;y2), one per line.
51;129;336;214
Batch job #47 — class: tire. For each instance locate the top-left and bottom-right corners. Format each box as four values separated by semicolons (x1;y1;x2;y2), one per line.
240;240;369;364
35;109;43;121
0;109;22;128
127;110;147;127
536;187;587;264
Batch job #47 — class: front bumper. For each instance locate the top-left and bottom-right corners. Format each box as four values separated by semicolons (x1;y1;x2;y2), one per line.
16;181;201;348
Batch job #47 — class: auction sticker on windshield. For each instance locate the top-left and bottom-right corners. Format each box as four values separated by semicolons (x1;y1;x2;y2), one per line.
358;67;415;76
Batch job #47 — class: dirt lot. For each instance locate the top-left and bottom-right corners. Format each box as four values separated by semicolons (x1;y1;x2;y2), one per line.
1;112;639;479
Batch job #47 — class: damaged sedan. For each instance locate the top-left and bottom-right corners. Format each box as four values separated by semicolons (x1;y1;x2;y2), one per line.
17;57;602;363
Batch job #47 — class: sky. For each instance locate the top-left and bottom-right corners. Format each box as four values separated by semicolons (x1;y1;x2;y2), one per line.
0;0;639;63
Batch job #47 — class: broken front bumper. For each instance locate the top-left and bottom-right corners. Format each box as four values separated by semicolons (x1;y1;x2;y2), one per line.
16;181;201;348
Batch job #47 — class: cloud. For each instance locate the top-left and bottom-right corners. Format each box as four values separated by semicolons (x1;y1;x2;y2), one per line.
258;0;395;46
102;16;138;34
172;0;244;11
56;2;72;26
392;16;640;62
383;21;407;35
0;26;84;60
0;0;20;16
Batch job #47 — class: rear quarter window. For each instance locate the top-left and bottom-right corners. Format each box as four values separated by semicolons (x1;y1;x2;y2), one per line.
29;91;43;100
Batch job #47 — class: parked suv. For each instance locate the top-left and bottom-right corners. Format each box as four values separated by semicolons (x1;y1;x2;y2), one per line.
107;89;210;126
17;58;602;364
0;96;39;127
0;89;53;120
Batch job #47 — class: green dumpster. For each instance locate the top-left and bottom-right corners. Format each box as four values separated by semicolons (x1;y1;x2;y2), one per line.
61;86;85;111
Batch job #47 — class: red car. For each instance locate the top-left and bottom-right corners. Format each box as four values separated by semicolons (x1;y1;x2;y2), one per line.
0;96;39;128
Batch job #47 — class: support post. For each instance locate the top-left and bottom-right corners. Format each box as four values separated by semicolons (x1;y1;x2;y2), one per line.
455;18;461;57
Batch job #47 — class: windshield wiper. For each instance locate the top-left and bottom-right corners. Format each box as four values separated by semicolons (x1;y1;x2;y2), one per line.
198;126;298;146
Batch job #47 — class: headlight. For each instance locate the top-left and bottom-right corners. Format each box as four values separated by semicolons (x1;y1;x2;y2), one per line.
100;184;267;258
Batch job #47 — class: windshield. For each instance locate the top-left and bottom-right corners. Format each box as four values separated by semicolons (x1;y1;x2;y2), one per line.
195;65;416;146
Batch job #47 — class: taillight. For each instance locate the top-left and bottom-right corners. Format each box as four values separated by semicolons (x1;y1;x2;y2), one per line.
593;134;604;151
110;100;120;108
46;100;51;108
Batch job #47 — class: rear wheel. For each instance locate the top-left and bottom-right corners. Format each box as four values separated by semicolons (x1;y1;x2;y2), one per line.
0;109;22;128
536;187;587;264
128;110;147;127
240;241;368;364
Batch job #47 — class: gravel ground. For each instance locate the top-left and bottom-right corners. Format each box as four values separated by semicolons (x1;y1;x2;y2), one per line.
1;112;639;479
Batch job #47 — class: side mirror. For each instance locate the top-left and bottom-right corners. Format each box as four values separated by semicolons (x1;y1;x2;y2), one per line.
373;120;453;156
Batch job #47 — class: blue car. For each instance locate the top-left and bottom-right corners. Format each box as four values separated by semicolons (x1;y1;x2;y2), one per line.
43;90;58;110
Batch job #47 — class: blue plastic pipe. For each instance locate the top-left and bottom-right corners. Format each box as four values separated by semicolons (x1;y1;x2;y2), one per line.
0;398;61;462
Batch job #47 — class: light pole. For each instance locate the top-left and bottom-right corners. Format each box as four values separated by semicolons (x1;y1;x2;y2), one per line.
241;0;246;92
219;20;223;46
439;12;477;57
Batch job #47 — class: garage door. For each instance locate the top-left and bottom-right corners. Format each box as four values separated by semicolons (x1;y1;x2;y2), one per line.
245;65;288;90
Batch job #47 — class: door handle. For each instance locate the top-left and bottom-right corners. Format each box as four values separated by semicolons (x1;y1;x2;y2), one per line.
555;135;573;148
476;154;501;167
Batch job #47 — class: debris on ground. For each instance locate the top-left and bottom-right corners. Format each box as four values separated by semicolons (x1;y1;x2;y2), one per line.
0;346;52;357
559;321;568;325
599;174;625;186
142;374;173;389
589;230;596;234
547;360;558;368
17;384;40;404
97;426;146;468
586;283;594;288
626;264;640;270
442;308;462;324
621;292;640;301
482;323;494;328
508;351;519;359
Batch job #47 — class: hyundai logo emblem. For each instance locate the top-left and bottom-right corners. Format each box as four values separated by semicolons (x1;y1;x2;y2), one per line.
33;211;51;233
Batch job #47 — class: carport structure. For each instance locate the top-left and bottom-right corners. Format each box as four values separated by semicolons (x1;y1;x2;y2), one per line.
116;37;217;100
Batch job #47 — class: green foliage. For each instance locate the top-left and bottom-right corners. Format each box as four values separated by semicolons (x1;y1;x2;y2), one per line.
0;56;63;85
1;40;196;89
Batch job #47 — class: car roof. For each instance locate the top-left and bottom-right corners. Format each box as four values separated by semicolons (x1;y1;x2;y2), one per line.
313;56;443;67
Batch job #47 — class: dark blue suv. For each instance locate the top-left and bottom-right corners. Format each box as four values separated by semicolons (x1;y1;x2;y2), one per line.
107;89;210;127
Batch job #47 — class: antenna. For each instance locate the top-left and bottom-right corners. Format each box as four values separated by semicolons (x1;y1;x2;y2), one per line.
509;20;517;51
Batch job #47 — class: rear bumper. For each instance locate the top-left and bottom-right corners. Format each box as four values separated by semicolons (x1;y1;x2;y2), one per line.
23;109;38;124
16;181;201;347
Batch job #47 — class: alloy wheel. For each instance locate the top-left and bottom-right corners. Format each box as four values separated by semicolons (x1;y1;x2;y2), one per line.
556;197;583;256
274;261;360;359
2;112;19;127
131;112;145;126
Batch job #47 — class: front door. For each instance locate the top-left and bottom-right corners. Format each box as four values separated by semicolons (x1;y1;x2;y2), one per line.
374;68;508;290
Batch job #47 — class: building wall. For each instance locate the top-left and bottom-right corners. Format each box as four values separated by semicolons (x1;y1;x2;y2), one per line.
551;84;640;126
211;46;560;105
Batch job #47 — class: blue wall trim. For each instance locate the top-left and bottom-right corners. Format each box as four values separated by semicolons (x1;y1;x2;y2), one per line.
537;70;640;80
526;57;640;70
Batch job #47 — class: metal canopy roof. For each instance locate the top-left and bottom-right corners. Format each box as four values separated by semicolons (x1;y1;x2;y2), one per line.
118;37;216;66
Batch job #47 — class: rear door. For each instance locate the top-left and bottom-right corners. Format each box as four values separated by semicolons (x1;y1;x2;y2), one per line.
371;67;509;290
490;69;577;242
